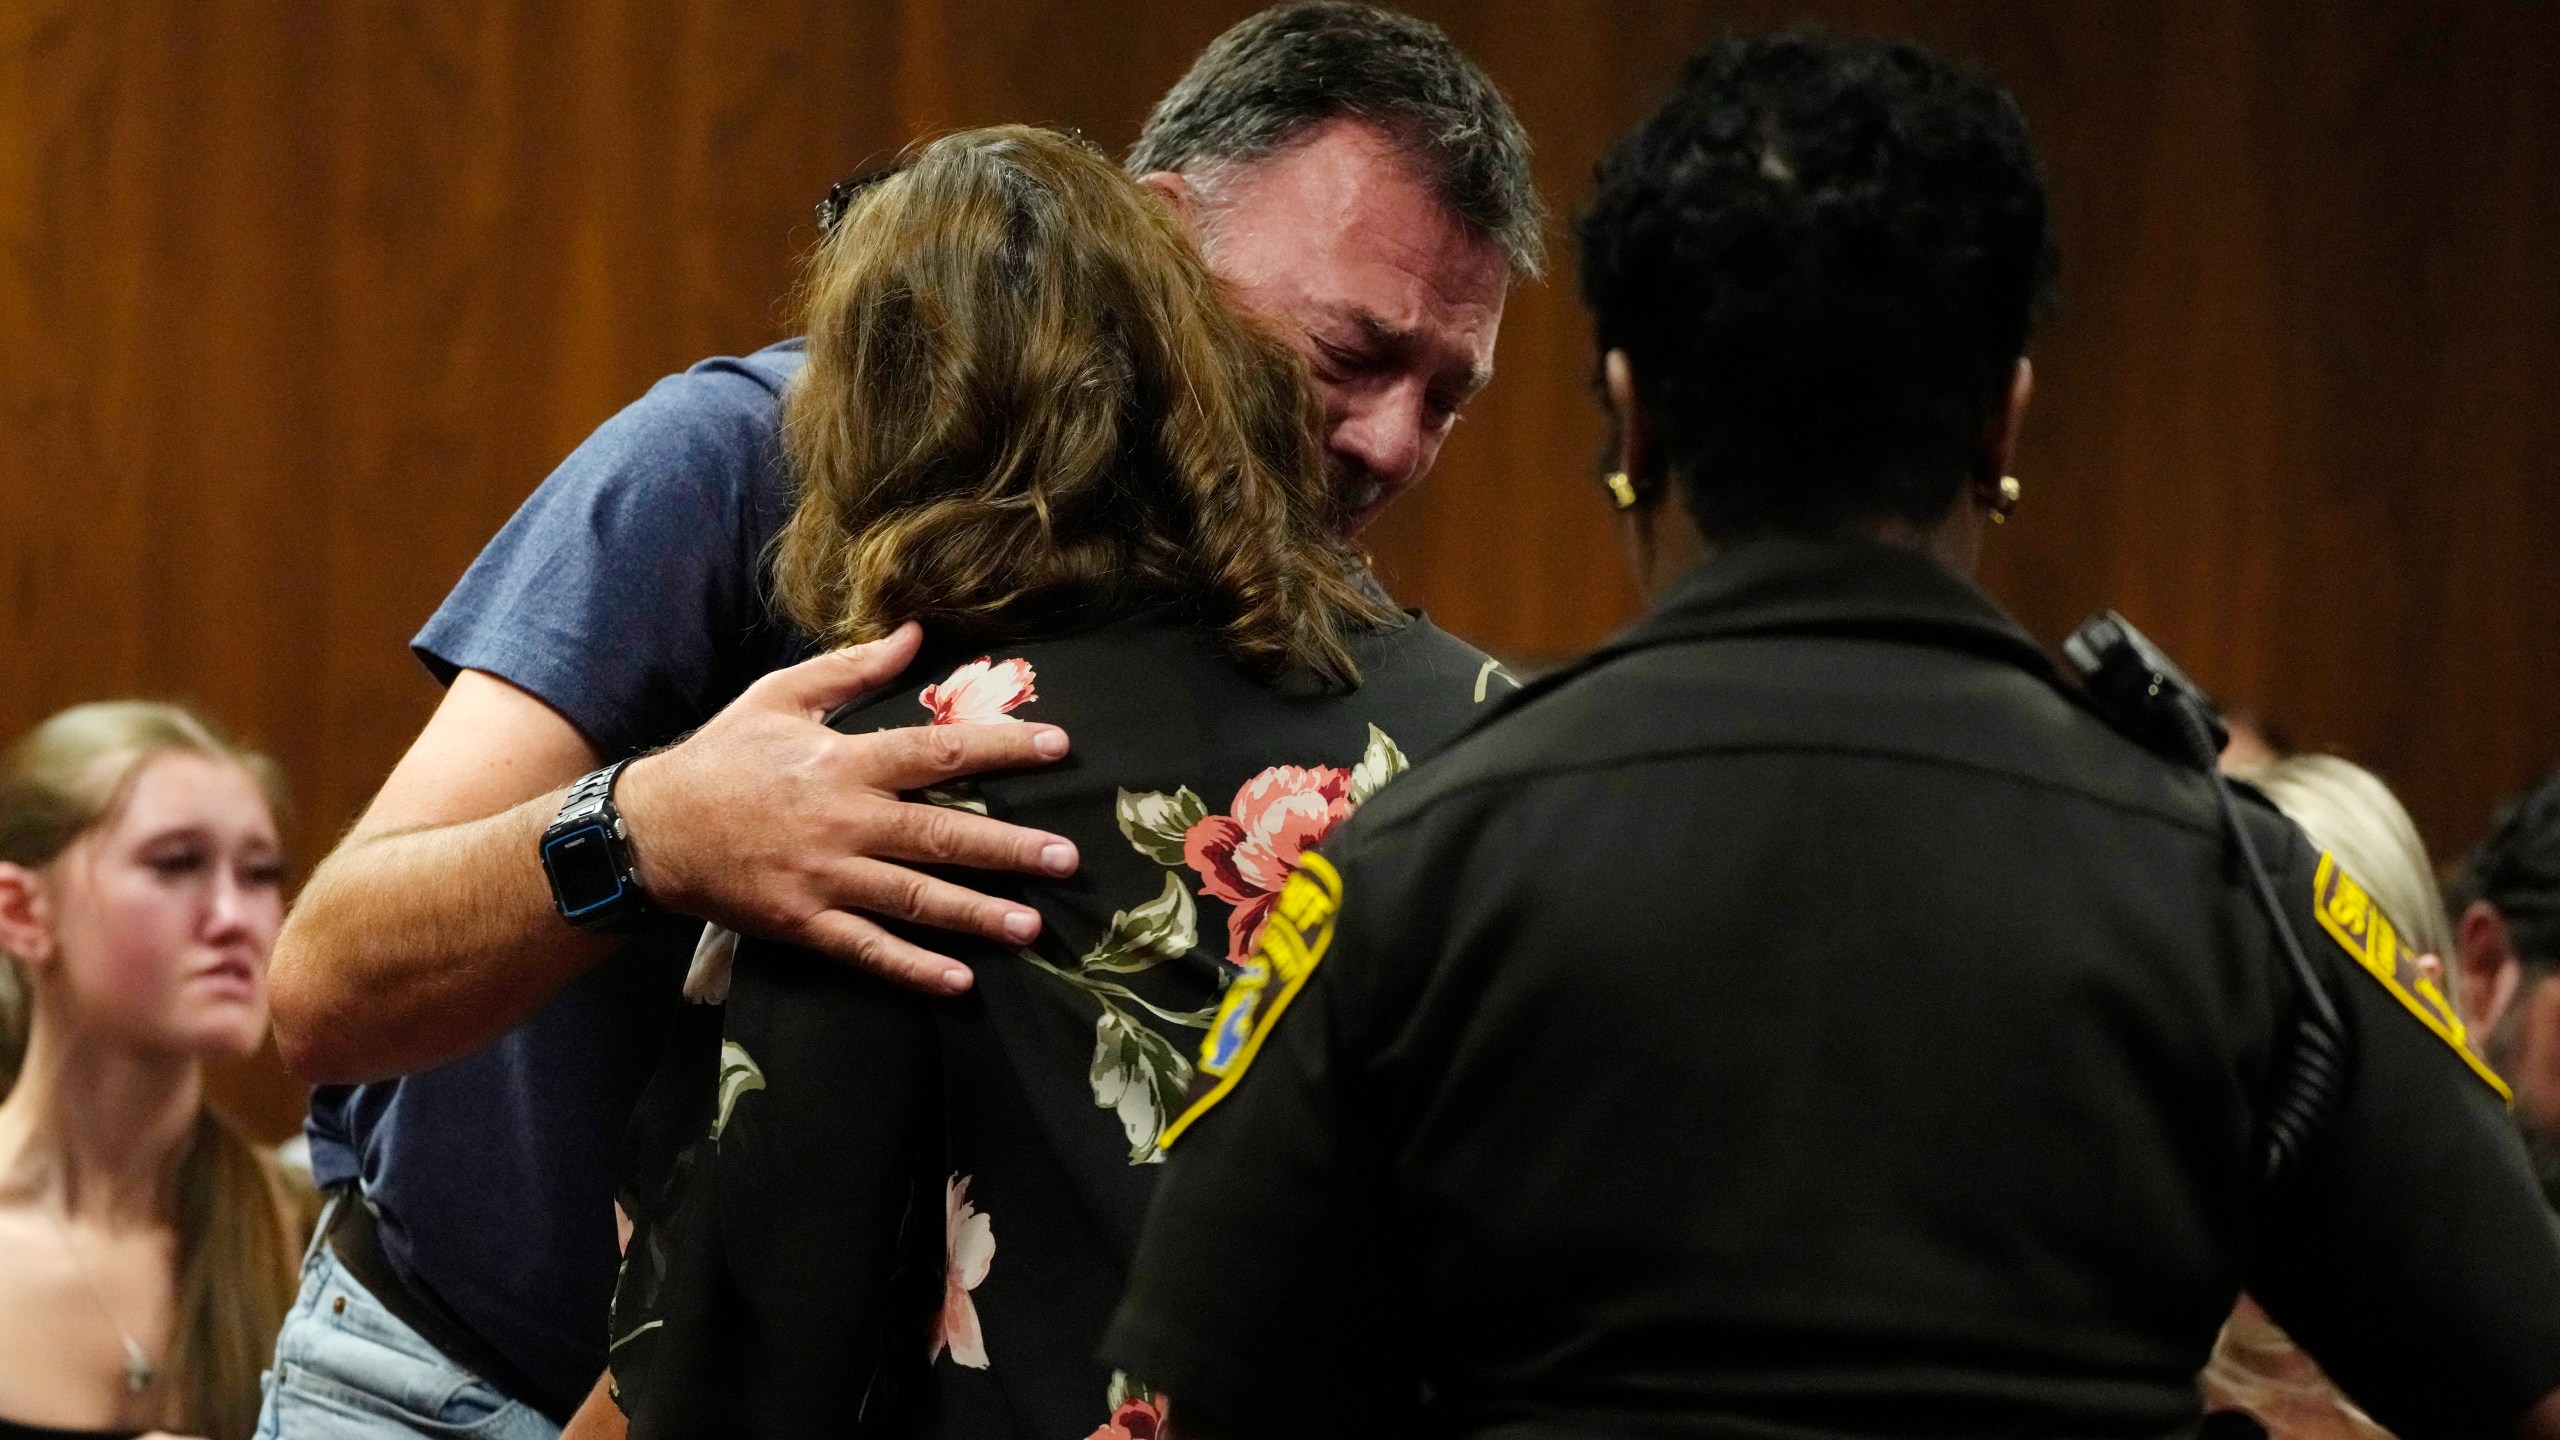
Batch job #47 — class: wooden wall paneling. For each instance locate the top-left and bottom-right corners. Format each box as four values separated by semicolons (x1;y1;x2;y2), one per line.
2414;31;2560;848
2243;2;2560;856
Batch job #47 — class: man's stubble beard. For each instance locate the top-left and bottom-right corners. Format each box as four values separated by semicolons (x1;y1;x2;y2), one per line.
2485;995;2560;1209
1188;216;1388;527
1335;454;1383;528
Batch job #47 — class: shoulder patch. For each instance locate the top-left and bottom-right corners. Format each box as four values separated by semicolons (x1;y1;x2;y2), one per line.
1156;853;1343;1149
2311;851;2511;1101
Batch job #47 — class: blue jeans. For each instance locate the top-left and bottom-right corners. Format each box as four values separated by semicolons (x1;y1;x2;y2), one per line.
257;1197;560;1440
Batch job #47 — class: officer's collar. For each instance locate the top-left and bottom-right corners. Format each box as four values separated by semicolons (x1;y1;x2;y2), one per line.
1618;534;2054;676
1472;536;2056;734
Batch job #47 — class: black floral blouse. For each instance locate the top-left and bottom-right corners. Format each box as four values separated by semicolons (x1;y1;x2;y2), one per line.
612;609;1515;1439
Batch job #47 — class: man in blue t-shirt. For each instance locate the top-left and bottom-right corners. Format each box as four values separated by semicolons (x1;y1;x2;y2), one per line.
254;7;1544;1436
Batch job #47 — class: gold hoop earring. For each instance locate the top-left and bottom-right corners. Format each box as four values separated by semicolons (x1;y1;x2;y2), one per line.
1989;474;2022;524
1605;471;1640;511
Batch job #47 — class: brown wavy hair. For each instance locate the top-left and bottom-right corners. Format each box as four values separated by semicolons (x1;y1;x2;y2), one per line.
771;125;1394;684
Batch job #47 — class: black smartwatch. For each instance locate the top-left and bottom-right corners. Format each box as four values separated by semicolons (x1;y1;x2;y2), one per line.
540;758;651;929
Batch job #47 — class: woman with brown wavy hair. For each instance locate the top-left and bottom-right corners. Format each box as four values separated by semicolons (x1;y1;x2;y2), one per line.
598;125;1513;1440
0;703;311;1440
767;125;1395;687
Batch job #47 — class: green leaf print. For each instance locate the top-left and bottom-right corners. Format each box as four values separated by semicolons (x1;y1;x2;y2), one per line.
1106;1371;1159;1411
1116;786;1207;867
920;784;990;815
1089;1007;1195;1165
1016;948;1214;1030
712;1039;766;1142
1080;872;1198;974
1346;723;1409;806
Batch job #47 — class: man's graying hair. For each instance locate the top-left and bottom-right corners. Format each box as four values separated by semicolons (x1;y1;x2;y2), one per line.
1128;2;1546;277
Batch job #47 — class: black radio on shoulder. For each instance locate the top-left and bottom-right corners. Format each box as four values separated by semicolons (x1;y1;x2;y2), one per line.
2062;609;2227;770
541;757;652;930
2064;609;2348;1185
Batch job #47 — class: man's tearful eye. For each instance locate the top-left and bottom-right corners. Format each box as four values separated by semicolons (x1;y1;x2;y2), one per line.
1310;336;1365;380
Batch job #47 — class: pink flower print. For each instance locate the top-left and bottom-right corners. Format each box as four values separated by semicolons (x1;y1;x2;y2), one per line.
930;1173;996;1369
1086;1397;1169;1440
920;657;1038;725
1182;765;1353;965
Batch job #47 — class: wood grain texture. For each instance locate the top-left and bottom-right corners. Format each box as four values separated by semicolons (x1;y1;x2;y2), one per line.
3;1;2553;1136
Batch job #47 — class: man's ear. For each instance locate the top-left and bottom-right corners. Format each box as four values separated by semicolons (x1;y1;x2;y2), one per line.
2457;898;2524;1037
0;861;53;971
1134;170;1203;238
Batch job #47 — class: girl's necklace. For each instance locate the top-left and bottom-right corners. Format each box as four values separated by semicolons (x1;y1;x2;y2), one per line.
40;1200;157;1396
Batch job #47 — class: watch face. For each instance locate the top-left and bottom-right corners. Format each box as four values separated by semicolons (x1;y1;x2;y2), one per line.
546;825;625;916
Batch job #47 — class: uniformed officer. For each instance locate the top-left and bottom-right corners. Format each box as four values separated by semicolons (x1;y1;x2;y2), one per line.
1102;32;2560;1440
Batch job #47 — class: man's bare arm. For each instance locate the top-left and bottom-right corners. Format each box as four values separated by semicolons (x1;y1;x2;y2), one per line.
2521;1387;2560;1440
559;1373;626;1440
269;624;1078;1083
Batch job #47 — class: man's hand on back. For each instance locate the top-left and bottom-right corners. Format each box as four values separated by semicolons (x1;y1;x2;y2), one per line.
270;622;1077;1083
617;622;1078;996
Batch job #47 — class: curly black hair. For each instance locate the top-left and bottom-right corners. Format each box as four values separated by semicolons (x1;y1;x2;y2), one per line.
1578;32;2058;540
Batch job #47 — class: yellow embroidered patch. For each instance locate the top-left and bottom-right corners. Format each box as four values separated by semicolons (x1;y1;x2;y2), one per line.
2312;851;2511;1102
1157;853;1343;1149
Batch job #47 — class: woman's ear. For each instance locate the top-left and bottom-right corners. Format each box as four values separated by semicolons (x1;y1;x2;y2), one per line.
0;861;54;970
1984;357;2034;480
1603;348;1714;600
1603;349;1653;485
2415;951;2449;997
2457;898;2525;1039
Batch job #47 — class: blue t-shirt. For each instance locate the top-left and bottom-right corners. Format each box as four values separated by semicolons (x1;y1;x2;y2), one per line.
306;342;814;1418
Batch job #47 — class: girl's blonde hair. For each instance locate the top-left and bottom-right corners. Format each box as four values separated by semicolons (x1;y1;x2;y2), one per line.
0;700;303;1440
770;125;1395;685
2238;753;2455;990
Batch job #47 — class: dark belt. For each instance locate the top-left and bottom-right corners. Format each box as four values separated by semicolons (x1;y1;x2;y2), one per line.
324;1187;575;1425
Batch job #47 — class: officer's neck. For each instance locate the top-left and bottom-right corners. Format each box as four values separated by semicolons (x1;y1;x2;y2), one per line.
1629;491;1987;608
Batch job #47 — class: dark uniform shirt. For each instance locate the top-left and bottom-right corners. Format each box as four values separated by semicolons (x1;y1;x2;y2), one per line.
1103;537;2560;1440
